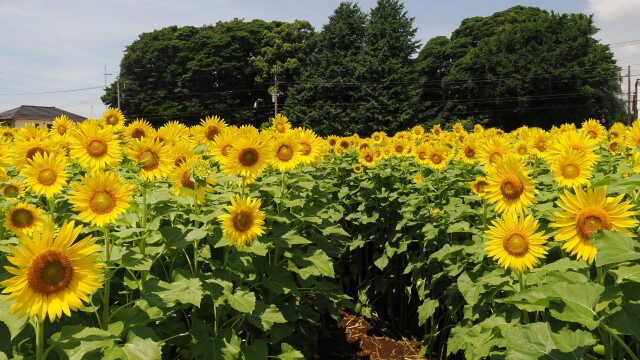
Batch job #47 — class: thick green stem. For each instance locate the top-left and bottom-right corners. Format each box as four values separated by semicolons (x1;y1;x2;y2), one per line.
602;324;639;360
47;198;55;221
35;317;44;360
102;227;111;331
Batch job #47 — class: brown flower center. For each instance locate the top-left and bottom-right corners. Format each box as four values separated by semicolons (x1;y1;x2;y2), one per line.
489;151;503;164
417;151;428;161
27;250;74;295
503;233;529;256
180;171;195;190
11;208;34;228
38;168;57;186
576;209;611;239
464;146;476;158
276;144;294;162
174;156;187;167
500;175;524;200
300;142;312;156
221;144;233;157
275;123;285;133
340;140;350;149
475;180;488;194
139;150;160;171
587;130;598;139
57;125;67;135
89;191;116;214
238;148;259;167
395;145;404;154
430;153;443;164
131;128;145;139
87;139;108;157
205;126;220;141
232;211;253;232
4;185;19;198
26;146;46;160
561;163;579;179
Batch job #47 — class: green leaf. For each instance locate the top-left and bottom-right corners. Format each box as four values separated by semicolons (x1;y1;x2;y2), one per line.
282;230;312;246
611;265;640;284
504;323;595;360
48;326;118;359
0;295;27;340
606;302;640;341
227;289;256;314
249;302;287;330
594;230;640;266
160;226;189;250
417;299;438;326
447;221;470;233
186;228;208;241
144;275;203;308
241;339;268;359
278;343;305;360
103;336;162;360
373;253;389;270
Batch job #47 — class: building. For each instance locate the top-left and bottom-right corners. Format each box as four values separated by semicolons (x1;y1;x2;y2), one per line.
0;105;86;128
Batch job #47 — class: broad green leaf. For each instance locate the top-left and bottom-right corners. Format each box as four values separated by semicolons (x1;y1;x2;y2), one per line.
48;326;117;359
606;302;640;341
447;221;470;233
103;336;162;360
417;299;438;326
242;340;268;359
249;302;287;330
282;230;312;246
594;231;640;266
611;265;640;284
0;295;27;340
227;289;256;314
186;228;208;241
159;226;189;250
504;323;595;360
373;253;389;270
144;275;203;308
278;343;305;360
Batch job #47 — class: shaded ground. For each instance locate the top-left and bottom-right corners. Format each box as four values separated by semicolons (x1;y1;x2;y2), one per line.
317;309;425;360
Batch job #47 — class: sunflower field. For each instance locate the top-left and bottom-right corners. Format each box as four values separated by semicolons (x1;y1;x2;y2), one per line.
0;109;640;360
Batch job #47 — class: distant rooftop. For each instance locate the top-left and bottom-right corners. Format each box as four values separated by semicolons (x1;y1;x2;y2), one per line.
0;105;86;122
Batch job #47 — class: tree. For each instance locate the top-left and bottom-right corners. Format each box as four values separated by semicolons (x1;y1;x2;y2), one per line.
417;6;625;129
284;2;368;135
354;0;420;135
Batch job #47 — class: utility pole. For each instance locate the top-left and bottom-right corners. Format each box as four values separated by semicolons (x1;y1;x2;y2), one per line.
628;65;632;124
116;79;121;109
272;70;279;116
103;66;112;110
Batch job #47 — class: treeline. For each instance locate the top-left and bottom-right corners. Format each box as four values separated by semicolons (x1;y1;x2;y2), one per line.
102;1;625;135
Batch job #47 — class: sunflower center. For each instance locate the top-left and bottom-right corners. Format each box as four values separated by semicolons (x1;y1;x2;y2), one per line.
418;151;428;160
300;142;312;156
205;126;220;141
221;144;233;157
131;128;145;139
27;250;74;295
340;140;350;149
489;151;503;164
87;139;108;157
464;147;476;158
275;123;285;133
38;168;57;186
11;209;34;228
364;154;374;163
57;125;67;135
26;147;46;160
576;210;612;239
90;191;116;214
174;156;187;167
239;148;259;167
476;180;488;194
430;153;443;164
503;233;529;256
587;130;597;139
395;145;404;153
276;145;294;161
4;185;19;198
609;142;618;152
561;163;579;179
139;150;160;171
535;141;547;152
181;171;195;190
500;176;524;200
232;211;253;232
517;146;527;155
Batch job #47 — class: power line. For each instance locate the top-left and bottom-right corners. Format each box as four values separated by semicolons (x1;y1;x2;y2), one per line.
0;86;103;96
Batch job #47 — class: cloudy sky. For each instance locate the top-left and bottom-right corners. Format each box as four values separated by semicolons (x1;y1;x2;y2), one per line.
1;0;638;118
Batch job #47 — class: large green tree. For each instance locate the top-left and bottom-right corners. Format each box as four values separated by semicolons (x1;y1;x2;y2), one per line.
354;0;420;135
102;19;314;127
417;6;625;129
284;2;368;135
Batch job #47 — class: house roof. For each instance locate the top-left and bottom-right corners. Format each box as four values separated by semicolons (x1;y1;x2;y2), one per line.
0;105;86;122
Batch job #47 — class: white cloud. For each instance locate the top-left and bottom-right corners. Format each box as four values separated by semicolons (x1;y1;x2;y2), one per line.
587;0;640;21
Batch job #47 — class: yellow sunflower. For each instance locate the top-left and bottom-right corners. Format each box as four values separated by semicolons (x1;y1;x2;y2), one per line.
0;220;103;322
529;129;550;159
547;130;599;166
217;195;266;249
423;143;452;170
371;131;386;144
484;155;536;214
431;124;442;136
196;115;228;144
549;149;593;188
169;162;210;203
20;152;69;198
327;135;339;148
272;114;292;135
352;163;364;173
170;141;195;167
5;202;44;235
295;128;324;165
458;136;479;165
411;125;425;138
125;118;154;140
391;138;410;157
485;212;548;271
52;115;74;137
210;127;237;164
159;121;189;144
359;147;378;167
126;137;173;182
478;137;511;167
627;120;640;149
609;122;627;142
102;107;126;130
67;171;133;227
551;187;638;264
220;135;271;179
271;134;302;172
12;135;54;169
69;122;122;170
581;118;607;144
471;176;489;197
2;181;25;199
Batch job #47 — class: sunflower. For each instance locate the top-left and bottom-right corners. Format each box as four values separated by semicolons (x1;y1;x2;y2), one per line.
551;187;638;264
271;134;302;172
69;122;122;170
169;162;210;203
412;173;423;184
484;212;548;271
0;220;103;322
217;195;266;249
484;155;536;214
272;114;292;135
549;149;593;188
478;137;510;167
352;163;364;173
609;122;627;142
627;120;640;149
371;131;386;144
470;176;489;197
0;127;16;141
431;125;442;136
391;138;410;157
196;115;228;144
210;127;237;163
159;121;189;143
12;135;54;169
20;152;69;198
127;137;173;182
581;118;607;144
337;137;351;152
295;128;324;165
2;181;25;199
513;140;530;159
359;147;378;167
15;123;47;142
52;115;74;137
67;171;133;227
547;130;599;165
413;143;431;165
102;107;126;130
608;138;625;155
221;135;271;179
411;125;425;138
125;119;154;140
423;143;452;170
529;129;550;159
5;202;44;235
458;136;479;164
170;141;195;167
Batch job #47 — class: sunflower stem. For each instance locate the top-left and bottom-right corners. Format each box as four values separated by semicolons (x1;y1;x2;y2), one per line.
35;317;44;360
193;181;200;274
601;324;639;360
47;198;55;221
102;227;111;331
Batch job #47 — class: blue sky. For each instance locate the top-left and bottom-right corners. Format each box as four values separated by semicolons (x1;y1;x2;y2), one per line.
1;0;638;118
